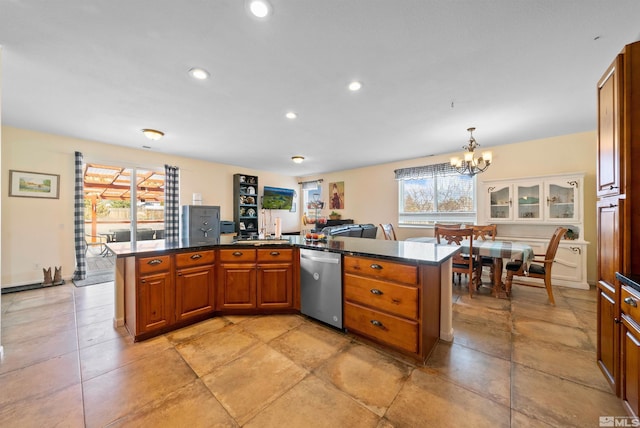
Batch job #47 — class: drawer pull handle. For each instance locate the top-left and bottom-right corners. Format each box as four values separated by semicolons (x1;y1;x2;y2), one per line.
370;264;383;270
190;254;202;260
270;251;280;256
624;297;637;307
147;259;163;265
370;320;384;328
233;251;243;257
609;203;618;208
370;289;383;295
610;185;619;190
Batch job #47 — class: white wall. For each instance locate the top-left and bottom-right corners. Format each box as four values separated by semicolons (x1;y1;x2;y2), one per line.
299;131;597;284
1;126;597;287
1;126;299;288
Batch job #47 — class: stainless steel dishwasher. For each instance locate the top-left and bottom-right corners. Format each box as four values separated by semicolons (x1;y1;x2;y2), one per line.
300;248;343;329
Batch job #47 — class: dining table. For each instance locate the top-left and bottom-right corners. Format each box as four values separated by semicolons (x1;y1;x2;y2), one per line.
406;237;534;298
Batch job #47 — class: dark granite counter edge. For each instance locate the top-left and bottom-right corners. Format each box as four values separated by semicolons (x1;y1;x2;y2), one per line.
106;236;460;266
617;272;640;292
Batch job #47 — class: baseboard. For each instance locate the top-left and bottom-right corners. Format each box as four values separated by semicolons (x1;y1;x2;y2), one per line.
1;280;66;294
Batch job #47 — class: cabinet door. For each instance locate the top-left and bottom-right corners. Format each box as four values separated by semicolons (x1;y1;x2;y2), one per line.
622;315;640;416
515;182;542;221
218;263;256;310
175;265;215;322
138;271;173;334
597;55;623;198
257;263;293;309
485;184;513;221
598;284;619;394
545;178;580;222
597;197;624;288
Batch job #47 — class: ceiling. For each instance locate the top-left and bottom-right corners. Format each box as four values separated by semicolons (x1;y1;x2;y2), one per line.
1;1;639;176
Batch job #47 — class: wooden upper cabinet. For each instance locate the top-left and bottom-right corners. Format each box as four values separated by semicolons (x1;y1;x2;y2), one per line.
597;54;623;198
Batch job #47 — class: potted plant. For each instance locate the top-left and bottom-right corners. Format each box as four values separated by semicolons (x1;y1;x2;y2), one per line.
329;211;341;220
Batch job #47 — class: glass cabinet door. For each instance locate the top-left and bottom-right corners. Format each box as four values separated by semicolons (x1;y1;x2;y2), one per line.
515;183;542;221
486;184;513;221
545;179;579;221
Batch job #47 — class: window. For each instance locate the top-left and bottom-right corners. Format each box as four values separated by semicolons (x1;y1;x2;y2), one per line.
301;181;322;220
396;164;476;226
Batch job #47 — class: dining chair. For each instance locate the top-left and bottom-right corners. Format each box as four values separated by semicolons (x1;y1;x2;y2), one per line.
379;223;397;240
472;224;498;284
504;226;567;305
434;226;480;297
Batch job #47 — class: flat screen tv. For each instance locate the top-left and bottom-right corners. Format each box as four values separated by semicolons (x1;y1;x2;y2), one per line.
262;186;294;210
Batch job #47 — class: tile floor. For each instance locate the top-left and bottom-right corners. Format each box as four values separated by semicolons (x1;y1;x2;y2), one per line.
0;280;626;427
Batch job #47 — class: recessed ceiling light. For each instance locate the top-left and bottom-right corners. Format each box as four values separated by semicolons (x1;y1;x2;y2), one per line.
291;156;305;164
188;67;210;80
348;81;363;91
141;129;164;140
247;0;272;19
285;112;297;119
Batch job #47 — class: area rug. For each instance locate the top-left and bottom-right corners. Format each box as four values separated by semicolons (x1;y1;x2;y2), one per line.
73;270;114;287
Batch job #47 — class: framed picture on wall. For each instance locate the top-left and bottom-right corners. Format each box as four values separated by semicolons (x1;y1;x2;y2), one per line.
9;170;60;199
329;181;344;209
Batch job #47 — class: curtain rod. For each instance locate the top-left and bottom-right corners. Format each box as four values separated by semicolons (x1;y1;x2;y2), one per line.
297;179;324;185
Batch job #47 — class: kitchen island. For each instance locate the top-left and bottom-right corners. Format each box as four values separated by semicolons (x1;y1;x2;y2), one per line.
107;235;459;362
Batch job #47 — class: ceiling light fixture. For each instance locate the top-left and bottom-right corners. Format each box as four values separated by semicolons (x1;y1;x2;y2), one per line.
141;129;164;141
450;127;492;176
188;67;210;80
285;112;297;119
247;0;272;18
291;156;305;164
348;81;363;91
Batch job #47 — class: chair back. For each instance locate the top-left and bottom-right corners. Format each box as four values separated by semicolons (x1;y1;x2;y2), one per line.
435;226;474;263
544;227;567;268
472;224;497;241
379;223;397;240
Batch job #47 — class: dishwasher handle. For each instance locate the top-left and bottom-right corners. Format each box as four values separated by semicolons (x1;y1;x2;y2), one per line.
300;253;340;264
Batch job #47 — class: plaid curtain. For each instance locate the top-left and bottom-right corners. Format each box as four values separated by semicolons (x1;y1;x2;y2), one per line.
73;151;87;280
164;164;180;242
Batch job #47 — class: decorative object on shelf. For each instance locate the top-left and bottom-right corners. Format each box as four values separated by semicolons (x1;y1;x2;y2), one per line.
450;127;492;176
329;211;341;220
141;129;164;140
329;181;344;209
9;170;60;199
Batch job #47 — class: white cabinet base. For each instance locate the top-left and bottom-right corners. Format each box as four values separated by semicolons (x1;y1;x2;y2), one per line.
497;236;589;290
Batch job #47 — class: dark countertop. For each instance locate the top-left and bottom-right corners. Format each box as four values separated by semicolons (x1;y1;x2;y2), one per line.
617;272;640;293
106;235;460;266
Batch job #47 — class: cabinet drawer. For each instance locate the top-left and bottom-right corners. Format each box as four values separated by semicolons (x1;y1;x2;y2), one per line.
175;250;215;268
138;255;172;275
622;286;640;322
344;256;418;285
257;248;293;262
220;249;257;262
344;301;419;354
344;274;418;320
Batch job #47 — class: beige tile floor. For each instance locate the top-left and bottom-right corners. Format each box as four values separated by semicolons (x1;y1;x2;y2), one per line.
0;279;627;427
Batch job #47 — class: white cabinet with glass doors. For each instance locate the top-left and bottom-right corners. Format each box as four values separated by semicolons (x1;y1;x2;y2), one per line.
483;173;582;224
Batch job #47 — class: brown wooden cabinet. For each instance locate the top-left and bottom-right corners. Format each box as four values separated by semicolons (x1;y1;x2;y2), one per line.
343;255;439;362
175;250;215;322
596;40;640;404
134;255;173;336
218;248;296;311
257;249;294;309
218;249;257;310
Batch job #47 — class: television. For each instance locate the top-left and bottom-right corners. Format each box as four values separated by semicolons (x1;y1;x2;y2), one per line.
262;186;294;210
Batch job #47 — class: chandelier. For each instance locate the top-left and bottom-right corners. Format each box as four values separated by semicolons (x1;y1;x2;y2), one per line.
450;127;492;176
